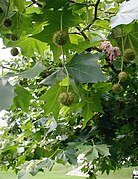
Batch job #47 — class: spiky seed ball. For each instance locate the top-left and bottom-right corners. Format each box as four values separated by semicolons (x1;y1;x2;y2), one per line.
10;34;18;41
118;71;128;82
59;92;74;106
112;83;123;94
53;31;68;46
10;47;19;56
124;49;135;61
3;17;12;28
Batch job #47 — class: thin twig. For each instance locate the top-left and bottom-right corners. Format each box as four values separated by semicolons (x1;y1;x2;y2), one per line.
69;0;94;6
30;0;43;8
105;58;118;74
76;26;90;41
82;0;101;31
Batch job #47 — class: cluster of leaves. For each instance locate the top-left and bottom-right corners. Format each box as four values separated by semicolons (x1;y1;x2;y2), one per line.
0;0;138;179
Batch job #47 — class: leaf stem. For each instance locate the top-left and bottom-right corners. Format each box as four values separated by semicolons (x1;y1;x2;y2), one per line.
82;0;100;31
5;0;10;17
61;47;69;92
60;11;63;31
121;28;125;72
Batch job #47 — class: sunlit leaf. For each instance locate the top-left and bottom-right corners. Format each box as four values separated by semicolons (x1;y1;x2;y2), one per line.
14;0;25;12
110;0;138;28
17;37;48;57
95;144;110;157
86;145;99;161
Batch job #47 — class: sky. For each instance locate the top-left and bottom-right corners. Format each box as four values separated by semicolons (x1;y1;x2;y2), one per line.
0;38;11;60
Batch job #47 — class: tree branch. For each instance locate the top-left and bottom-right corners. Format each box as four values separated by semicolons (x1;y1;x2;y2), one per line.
69;0;94;6
30;0;43;8
76;26;90;41
104;58;118;74
82;0;101;31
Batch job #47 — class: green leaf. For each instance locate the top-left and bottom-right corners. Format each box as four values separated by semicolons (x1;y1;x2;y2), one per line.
0;80;16;111
81;103;94;128
123;23;138;63
66;53;106;83
5;61;46;79
94;20;110;30
18;170;28;179
2;145;17;154
17;37;48;57
40;69;66;86
19;60;46;79
85;144;110;161
40;84;61;119
14;0;25;12
44;0;68;10
65;149;77;165
56;151;67;164
88;94;104;113
36;159;54;171
95;144;110;157
86;145;99;161
13;85;32;112
0;1;7;13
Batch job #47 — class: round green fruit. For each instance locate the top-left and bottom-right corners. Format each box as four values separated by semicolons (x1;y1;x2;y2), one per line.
10;47;19;56
53;31;68;46
118;71;127;82
112;83;123;94
3;17;12;28
10;34;18;41
59;92;74;106
124;49;135;61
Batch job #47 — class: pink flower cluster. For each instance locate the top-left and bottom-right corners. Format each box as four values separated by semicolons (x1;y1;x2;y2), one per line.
100;40;121;63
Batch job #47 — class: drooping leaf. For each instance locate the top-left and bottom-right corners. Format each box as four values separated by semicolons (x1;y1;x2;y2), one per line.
95;144;110;157
5;61;46;79
18;60;46;79
66;53;106;83
13;85;32;112
86;144;110;161
81;103;94;128
86;145;99;161
110;0;138;28
0;79;16;111
40;84;61;119
56;151;67;164
64;149;77;165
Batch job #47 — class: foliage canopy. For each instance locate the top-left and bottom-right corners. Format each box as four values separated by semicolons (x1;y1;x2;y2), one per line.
0;0;138;178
